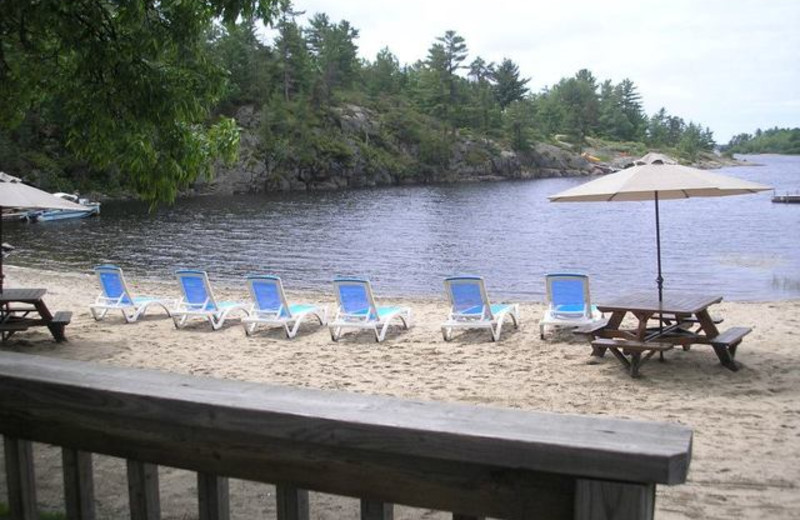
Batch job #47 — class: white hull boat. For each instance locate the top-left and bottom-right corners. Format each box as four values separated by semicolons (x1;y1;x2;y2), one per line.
26;193;100;221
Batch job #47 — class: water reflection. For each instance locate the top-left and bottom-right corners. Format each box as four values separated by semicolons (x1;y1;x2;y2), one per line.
5;155;799;301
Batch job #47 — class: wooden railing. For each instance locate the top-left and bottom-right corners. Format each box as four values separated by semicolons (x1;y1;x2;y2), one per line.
0;351;692;519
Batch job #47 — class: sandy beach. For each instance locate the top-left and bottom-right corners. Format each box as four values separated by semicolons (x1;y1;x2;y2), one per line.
0;265;798;519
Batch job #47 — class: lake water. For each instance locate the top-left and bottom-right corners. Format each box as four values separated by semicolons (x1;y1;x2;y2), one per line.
5;154;799;301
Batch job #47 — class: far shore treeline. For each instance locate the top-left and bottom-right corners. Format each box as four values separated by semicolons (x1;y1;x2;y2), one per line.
0;1;789;204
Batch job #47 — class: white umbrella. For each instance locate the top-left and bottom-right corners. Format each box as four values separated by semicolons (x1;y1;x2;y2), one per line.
0;172;87;291
549;162;772;301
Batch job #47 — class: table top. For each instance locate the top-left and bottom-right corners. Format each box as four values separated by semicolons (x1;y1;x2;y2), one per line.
0;288;47;303
597;291;722;315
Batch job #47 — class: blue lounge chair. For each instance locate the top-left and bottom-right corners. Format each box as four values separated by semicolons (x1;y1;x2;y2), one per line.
89;264;173;323
172;270;249;330
329;278;411;342
241;275;327;338
441;276;519;342
539;273;604;339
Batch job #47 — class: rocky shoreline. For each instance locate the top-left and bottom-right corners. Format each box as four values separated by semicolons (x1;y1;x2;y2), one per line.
189;105;612;196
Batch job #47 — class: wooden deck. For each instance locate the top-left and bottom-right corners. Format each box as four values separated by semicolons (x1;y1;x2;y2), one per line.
0;352;693;519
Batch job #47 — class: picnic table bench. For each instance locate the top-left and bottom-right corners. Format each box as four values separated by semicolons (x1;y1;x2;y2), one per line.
0;288;72;342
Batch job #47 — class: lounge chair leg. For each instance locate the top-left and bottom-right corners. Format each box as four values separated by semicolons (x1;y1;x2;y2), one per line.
442;328;452;341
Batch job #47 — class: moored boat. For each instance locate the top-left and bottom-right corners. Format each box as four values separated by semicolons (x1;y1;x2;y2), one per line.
771;192;800;204
25;193;101;221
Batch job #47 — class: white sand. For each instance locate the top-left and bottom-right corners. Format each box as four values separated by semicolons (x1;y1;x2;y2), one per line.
1;265;798;519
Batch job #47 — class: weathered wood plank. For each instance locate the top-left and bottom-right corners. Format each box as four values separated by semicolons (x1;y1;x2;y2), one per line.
276;484;309;520
127;460;160;520
575;479;655;520
4;436;37;520
0;352;692;519
361;499;393;520
63;448;96;520
198;473;229;520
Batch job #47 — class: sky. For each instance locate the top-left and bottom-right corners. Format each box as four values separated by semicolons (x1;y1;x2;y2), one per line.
268;0;799;144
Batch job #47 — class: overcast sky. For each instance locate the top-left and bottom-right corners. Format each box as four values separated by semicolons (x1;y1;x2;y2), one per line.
276;0;798;143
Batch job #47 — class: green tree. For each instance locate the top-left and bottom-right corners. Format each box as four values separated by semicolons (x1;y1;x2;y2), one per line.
365;47;402;97
426;30;468;129
493;58;529;110
467;57;498;136
306;13;360;105
550;70;599;145
0;0;280;203
503;99;537;151
616;79;646;140
209;18;272;110
273;1;311;102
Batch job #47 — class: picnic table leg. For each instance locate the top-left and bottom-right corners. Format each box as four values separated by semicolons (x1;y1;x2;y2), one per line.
591;311;625;357
696;310;738;371
629;352;642;378
712;345;739;371
34;300;66;342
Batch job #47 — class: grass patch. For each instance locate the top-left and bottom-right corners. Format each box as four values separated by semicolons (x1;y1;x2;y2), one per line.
0;502;67;520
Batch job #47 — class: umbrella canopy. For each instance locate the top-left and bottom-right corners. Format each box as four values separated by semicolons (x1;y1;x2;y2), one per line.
0;172;88;292
634;152;677;166
549;162;772;301
0;172;87;211
549;163;771;202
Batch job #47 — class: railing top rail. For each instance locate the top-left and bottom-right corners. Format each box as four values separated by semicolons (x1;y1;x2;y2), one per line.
0;352;691;487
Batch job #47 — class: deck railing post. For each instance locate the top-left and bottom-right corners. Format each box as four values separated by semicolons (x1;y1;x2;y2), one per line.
276;484;310;520
127;460;161;520
361;499;394;520
574;479;655;520
62;448;96;520
3;436;37;520
198;472;230;520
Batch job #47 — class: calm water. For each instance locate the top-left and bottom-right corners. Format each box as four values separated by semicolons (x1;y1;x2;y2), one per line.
5;154;799;301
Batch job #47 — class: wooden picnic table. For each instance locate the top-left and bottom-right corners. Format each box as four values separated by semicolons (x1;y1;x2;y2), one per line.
0;288;71;343
584;291;751;377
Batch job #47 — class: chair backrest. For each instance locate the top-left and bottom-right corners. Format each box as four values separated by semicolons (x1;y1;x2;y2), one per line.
444;276;491;318
176;270;217;311
333;278;378;320
247;275;290;318
546;273;591;316
94;265;133;304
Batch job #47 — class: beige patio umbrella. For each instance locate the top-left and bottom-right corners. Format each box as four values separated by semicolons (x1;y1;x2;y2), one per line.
634;152;677;166
0;172;87;291
548;162;771;302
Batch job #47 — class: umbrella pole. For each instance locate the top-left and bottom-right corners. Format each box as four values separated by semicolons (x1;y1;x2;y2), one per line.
655;193;663;302
0;204;4;293
655;193;664;341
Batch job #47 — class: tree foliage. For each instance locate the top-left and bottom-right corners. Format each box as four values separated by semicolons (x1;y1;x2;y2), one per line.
725;127;800;155
0;0;280;203
0;2;724;200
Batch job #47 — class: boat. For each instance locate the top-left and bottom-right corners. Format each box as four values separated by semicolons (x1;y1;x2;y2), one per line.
25;193;101;221
771;192;800;204
2;209;30;221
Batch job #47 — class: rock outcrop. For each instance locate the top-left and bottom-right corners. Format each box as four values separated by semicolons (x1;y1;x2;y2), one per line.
192;104;610;196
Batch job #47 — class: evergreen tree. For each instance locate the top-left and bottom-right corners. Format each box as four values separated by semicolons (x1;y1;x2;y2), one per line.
306;13;360;104
273;1;311;102
493;58;529;110
365;47;402;97
467;57;498;136
550;70;599;144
